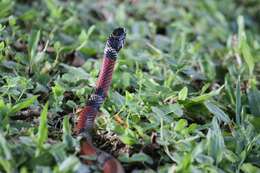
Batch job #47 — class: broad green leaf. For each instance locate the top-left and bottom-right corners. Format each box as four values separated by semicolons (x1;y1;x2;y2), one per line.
178;87;188;100
0;158;13;173
204;101;231;124
119;129;138;145
224;149;239;163
0;0;14;18
241;163;260;173
20;167;28;173
151;106;172;123
0;100;13;130
130;153;153;164
0;99;10;125
0;41;4;51
165;103;183;117
207;118;225;164
248;89;260;117
118;153;153;164
52;83;65;97
50;144;67;163
37;103;49;148
59;156;80;172
248;116;260;132
0;24;5;32
176;153;192;172
241;41;255;76
0;132;13;172
119;135;137;145
237;16;254;75
76;25;95;51
174;119;188;132
44;0;62;18
61;64;90;83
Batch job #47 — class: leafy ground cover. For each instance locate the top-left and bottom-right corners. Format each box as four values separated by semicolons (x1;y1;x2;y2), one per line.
0;0;260;172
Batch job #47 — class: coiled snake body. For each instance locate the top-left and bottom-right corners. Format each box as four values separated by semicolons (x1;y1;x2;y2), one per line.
76;28;126;173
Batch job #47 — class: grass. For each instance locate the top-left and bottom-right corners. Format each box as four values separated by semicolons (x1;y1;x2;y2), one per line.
0;0;260;172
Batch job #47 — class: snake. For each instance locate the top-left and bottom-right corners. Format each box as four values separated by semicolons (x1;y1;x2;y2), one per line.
75;27;126;173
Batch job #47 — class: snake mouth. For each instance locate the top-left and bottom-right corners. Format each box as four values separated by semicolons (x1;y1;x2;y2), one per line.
108;27;126;52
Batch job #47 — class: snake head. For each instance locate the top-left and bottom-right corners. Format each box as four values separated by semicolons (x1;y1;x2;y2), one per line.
107;27;126;53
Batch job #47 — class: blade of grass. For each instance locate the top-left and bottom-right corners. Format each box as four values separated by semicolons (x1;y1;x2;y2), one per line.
236;76;241;125
10;96;38;115
190;85;224;103
36;102;49;155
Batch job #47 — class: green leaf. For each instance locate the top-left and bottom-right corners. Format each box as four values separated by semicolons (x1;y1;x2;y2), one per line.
151;106;172;123
44;0;62;18
59;156;80;172
178;87;188;101
237;15;246;50
28;30;41;68
37;103;49;148
165;103;183;117
0;99;11;127
241;163;260;173
118;153;153;165
176;153;192;172
62;116;71;135
0;41;5;51
224;149;239;163
130;153;153;164
241;41;255;76
248;116;260;132
0;132;14;172
174;119;188;132
10;96;38;115
0;158;13;173
0;132;12;160
248;89;260;117
0;24;5;32
62;116;73;148
204;101;231;124
237;16;255;76
61;64;90;83
76;25;95;51
190;85;224;103
207;118;225;164
50;143;67;163
0;0;14;18
236;76;241;125
52;83;65;97
119;129;138;145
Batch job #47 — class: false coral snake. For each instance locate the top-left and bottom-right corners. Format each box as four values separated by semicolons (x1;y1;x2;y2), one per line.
76;28;126;173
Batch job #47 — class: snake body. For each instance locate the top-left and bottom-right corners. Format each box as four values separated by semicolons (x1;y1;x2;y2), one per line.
76;28;126;173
